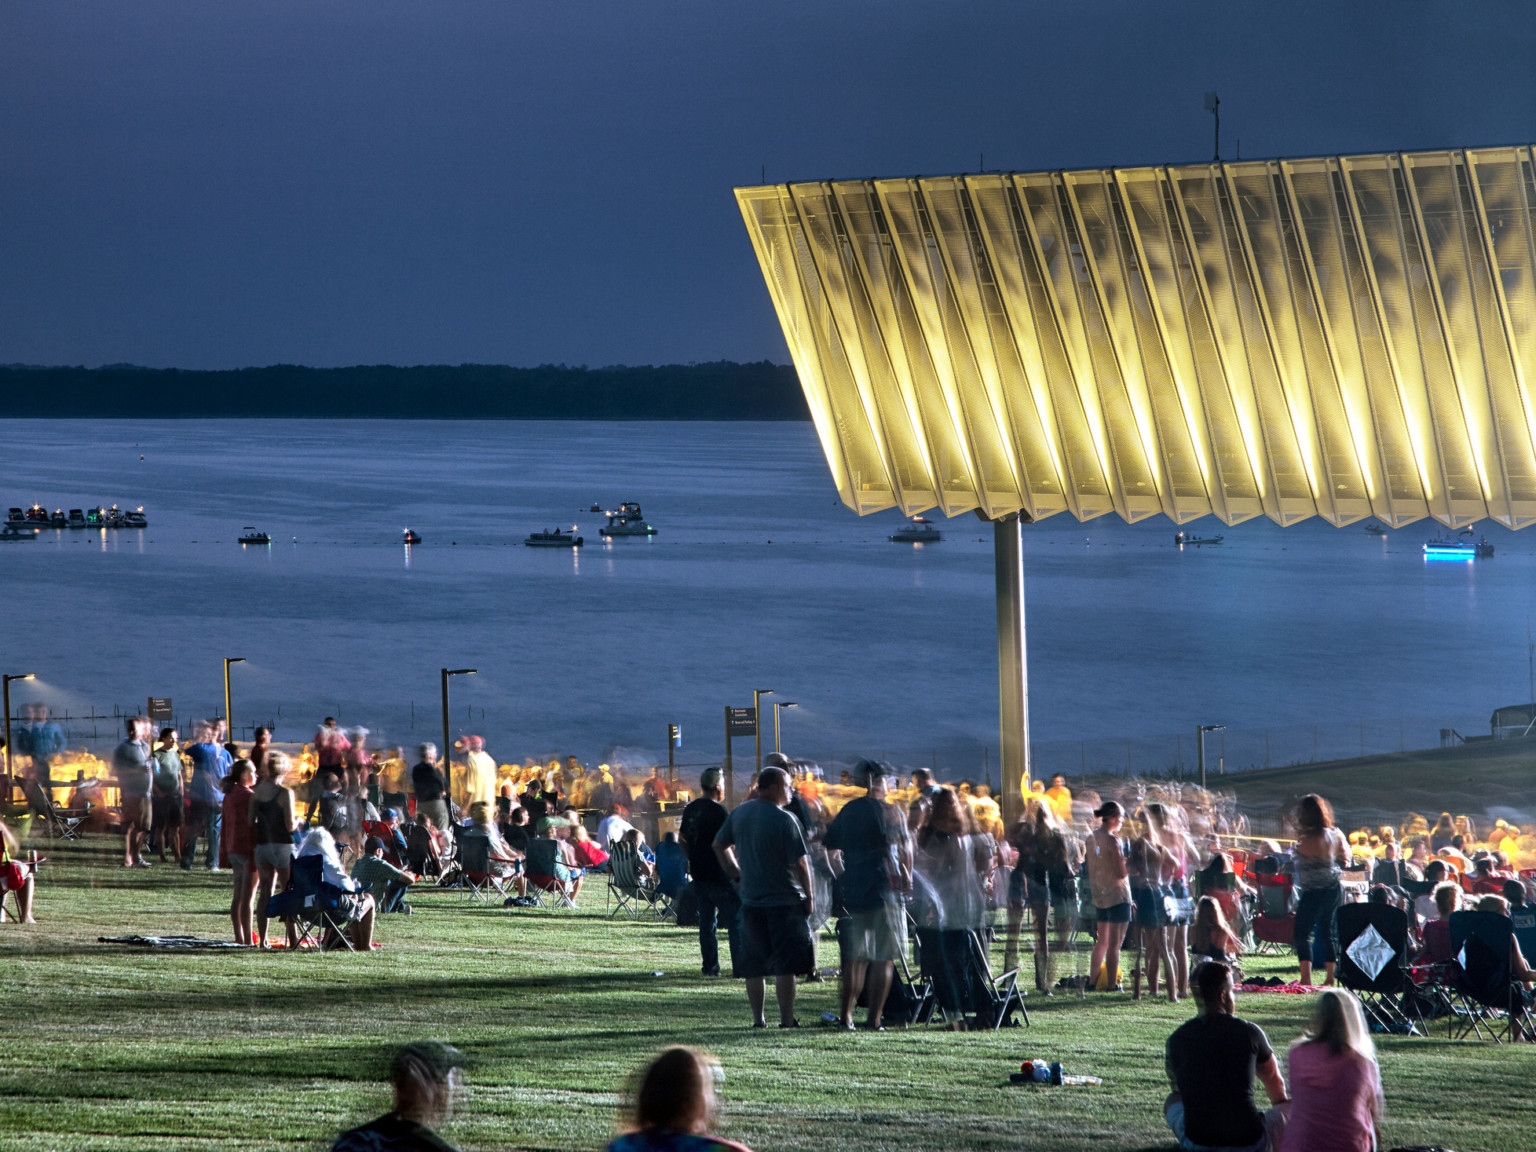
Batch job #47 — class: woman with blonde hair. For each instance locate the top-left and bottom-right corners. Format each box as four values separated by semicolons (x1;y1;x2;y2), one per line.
606;1046;752;1152
250;749;300;949
1190;895;1243;966
1280;990;1382;1152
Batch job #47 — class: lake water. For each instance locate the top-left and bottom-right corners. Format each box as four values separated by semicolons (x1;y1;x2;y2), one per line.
1;418;1532;779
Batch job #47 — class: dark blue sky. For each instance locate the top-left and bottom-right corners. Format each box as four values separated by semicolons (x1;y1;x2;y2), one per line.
2;1;1532;369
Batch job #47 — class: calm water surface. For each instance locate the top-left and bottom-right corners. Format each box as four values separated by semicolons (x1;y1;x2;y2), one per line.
1;419;1531;775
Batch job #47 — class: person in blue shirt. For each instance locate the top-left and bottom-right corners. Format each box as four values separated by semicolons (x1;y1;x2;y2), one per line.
181;720;232;871
26;704;65;796
655;832;688;899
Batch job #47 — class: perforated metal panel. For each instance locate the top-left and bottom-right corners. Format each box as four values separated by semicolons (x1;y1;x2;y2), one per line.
737;147;1536;528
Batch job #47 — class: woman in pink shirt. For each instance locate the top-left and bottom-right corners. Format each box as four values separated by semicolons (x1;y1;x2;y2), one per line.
220;759;259;945
1281;990;1383;1152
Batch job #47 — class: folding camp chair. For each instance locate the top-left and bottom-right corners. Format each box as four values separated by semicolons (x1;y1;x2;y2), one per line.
606;841;669;920
1447;910;1534;1042
459;831;512;906
524;838;578;910
361;820;408;868
266;854;356;952
21;778;85;841
960;929;1029;1029
1336;902;1422;1035
1249;870;1295;956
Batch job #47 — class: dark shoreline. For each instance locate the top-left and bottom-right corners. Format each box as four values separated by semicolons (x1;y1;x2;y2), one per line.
0;360;811;420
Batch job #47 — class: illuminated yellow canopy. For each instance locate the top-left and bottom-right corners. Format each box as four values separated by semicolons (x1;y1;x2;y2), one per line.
737;147;1536;528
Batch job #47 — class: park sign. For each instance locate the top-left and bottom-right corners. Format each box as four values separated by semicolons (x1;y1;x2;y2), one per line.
727;707;757;738
736;147;1536;531
147;698;172;726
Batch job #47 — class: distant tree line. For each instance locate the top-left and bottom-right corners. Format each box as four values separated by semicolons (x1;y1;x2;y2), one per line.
0;360;810;420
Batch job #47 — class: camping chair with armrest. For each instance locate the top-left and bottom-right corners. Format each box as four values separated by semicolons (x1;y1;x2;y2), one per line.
361;820;408;868
1249;868;1295;956
265;853;356;952
957;929;1027;1029
20;777;85;841
524;837;577;910
1447;910;1534;1042
458;830;512;906
1335;901;1422;1035
607;840;668;921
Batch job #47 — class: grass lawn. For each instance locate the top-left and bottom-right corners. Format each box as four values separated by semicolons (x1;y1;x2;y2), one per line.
2;838;1533;1151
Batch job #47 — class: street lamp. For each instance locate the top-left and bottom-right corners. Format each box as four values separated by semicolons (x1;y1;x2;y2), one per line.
752;688;773;773
223;658;245;742
1197;724;1226;791
3;674;36;777
441;668;477;803
773;701;798;756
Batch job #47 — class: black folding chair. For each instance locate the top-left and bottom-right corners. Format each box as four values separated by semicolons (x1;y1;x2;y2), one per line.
459;831;512;906
1335;902;1422;1035
268;854;355;952
606;841;668;920
1447;910;1533;1042
960;929;1029;1030
20;778;85;841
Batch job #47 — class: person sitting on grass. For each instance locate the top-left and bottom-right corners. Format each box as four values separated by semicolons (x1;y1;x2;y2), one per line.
1419;881;1460;964
606;1046;753;1152
1280;990;1381;1152
352;836;418;914
333;1041;466;1152
1165;961;1287;1152
0;821;37;923
1191;895;1244;966
297;826;377;951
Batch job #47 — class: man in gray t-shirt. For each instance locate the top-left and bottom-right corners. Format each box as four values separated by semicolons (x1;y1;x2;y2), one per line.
714;767;814;1028
112;716;155;868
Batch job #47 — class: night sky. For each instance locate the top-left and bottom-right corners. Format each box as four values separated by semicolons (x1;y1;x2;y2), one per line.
3;1;1533;370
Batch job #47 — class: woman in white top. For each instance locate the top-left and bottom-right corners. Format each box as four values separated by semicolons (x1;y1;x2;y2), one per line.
1085;801;1132;993
297;827;377;951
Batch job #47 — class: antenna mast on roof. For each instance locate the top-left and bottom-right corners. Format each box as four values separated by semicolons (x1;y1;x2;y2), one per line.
1204;91;1220;162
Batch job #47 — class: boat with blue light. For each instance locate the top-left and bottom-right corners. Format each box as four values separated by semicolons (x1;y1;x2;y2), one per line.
1424;535;1493;559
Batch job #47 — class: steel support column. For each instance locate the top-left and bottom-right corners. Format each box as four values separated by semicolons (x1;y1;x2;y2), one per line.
995;511;1031;826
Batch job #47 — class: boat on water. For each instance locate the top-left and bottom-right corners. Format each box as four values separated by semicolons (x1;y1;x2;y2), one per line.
403;529;421;545
85;507;105;528
7;507;24;525
49;509;66;528
1174;531;1225;547
104;505;124;528
1424;535;1494;559
599;502;657;537
238;527;271;545
24;504;48;524
123;508;147;528
66;509;86;529
890;516;942;543
524;527;583;547
589;503;603;513
0;524;38;541
1364;522;1387;536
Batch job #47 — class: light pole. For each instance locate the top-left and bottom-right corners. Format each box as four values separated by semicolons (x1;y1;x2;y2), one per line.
752;688;773;773
773;701;798;756
441;668;477;805
3;673;36;777
223;658;245;741
1197;724;1225;791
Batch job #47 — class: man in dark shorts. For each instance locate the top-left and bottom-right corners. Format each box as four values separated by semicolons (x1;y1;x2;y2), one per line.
679;766;739;976
112;716;155;868
1164;962;1287;1151
823;758;910;1030
333;1041;464;1152
714;765;814;1028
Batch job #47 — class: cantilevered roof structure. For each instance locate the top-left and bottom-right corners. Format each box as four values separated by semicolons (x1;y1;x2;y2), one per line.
737;147;1536;530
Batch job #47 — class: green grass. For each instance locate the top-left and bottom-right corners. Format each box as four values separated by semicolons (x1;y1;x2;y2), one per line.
1;838;1533;1151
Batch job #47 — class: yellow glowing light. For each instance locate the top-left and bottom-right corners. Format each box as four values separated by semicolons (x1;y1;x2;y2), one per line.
736;146;1536;529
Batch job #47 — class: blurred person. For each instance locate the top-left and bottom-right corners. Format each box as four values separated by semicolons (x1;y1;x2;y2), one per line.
182;720;232;872
607;1046;752;1152
598;803;637;848
248;726;272;777
1159;804;1200;1000
220;759;258;944
1292;794;1349;987
343;727;370;796
379;746;410;815
1410;859;1450;923
1086;800;1132;992
681;767;739;978
1043;773;1074;825
823;758;910;1030
911;787;992;1028
1003;797;1077;991
0;820;37;923
297;826;377;950
333;1041;466;1152
25;703;64;798
314;716;351;781
412;743;450;831
1280;990;1381;1152
1429;812;1455;853
251;750;300;949
1191;895;1243;965
316;772;352;846
1370;840;1412;888
568;821;610;872
907;767;939;830
150;727;186;863
353;835;418;914
376;807;411;865
112;715;155;868
1164;961;1287;1152
655;831;688;899
713;766;814;1029
1469;855;1506;896
1131;805;1178;1003
459;736;497;812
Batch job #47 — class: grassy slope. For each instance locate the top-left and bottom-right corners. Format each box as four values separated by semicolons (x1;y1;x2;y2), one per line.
0;839;1533;1151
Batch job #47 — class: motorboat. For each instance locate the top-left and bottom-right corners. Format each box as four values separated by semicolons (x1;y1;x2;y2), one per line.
1174;531;1225;547
124;508;148;529
1364;522;1387;536
49;509;66;528
0;524;37;541
403;529;421;545
890;516;942;543
599;502;657;537
66;509;87;529
5;508;24;525
589;503;603;513
104;505;125;528
524;527;583;547
238;527;271;545
1424;535;1493;559
85;507;105;528
24;504;48;524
